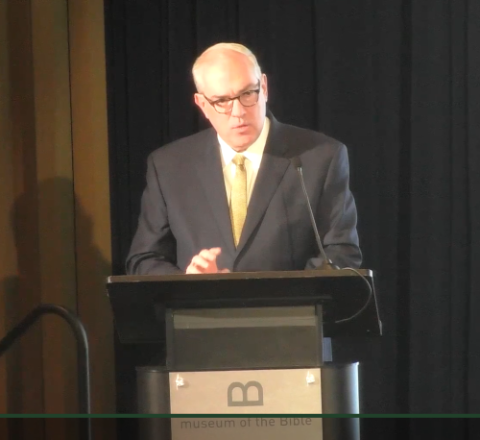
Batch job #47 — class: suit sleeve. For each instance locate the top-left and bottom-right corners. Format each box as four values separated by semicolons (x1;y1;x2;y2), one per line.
305;143;362;269
125;154;182;275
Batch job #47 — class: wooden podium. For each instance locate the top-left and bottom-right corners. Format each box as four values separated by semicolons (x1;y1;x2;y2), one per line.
107;269;381;440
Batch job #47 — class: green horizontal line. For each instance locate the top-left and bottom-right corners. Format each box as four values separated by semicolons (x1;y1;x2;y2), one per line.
0;414;479;418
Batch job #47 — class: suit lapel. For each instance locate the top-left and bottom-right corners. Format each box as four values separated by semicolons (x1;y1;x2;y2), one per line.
236;117;290;254
195;136;235;254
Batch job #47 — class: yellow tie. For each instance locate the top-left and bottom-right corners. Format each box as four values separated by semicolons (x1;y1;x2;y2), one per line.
230;154;247;247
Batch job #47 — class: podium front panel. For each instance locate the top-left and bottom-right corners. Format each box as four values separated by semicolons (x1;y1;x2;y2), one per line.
169;367;322;414
167;306;322;370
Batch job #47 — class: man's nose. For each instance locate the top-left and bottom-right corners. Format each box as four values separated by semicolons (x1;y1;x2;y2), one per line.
230;97;246;118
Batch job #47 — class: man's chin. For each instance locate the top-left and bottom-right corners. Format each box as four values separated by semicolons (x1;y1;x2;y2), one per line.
230;141;254;152
227;133;257;152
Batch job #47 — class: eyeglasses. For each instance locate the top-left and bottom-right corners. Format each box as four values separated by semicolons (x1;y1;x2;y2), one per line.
201;81;261;114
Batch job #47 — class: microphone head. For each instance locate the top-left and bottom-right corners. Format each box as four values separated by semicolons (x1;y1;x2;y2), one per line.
316;260;341;271
290;156;302;170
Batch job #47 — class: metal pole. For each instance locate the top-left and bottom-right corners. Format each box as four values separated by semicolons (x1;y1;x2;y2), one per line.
0;304;92;440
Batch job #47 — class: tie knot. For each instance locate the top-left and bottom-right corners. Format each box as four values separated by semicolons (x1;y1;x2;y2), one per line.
232;154;245;167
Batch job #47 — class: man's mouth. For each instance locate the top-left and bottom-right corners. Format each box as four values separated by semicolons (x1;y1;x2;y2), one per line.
231;123;248;129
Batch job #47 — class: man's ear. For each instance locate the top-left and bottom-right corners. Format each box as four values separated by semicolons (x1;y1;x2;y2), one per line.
262;73;268;102
194;93;210;120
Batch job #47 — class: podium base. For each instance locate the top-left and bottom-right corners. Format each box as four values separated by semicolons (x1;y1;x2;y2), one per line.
137;363;360;440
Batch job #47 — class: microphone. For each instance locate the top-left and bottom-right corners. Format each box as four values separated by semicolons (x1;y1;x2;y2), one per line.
291;156;339;270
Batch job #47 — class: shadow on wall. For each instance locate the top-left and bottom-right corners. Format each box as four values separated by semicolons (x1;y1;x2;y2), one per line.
1;176;111;413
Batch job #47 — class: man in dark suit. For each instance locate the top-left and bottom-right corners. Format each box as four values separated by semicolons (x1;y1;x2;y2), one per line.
126;43;361;275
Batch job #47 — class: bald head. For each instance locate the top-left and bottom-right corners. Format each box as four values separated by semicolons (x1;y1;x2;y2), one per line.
192;43;262;93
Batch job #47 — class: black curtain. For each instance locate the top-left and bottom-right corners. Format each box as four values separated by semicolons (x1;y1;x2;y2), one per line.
104;0;480;426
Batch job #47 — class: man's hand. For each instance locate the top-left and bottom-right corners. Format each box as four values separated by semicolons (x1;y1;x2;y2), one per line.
185;247;230;274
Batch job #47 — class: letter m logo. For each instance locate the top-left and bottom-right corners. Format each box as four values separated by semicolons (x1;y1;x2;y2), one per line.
227;381;264;406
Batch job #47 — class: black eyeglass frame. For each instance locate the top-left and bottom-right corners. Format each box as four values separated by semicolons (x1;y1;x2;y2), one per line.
201;80;262;114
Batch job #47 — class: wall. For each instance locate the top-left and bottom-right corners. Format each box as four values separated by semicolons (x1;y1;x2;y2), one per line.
0;0;114;424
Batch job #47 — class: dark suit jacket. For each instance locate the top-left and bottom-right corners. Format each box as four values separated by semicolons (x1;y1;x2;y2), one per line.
126;113;361;274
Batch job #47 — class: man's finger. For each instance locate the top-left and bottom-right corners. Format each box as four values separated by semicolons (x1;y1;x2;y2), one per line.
186;264;202;274
198;249;218;261
191;255;209;269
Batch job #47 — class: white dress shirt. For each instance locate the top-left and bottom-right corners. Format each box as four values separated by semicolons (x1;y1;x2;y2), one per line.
218;117;271;206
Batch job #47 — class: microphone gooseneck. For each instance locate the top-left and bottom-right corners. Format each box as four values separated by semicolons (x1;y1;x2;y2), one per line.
292;156;339;271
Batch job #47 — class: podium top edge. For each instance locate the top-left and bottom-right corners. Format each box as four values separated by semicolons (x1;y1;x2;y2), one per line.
107;269;374;284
